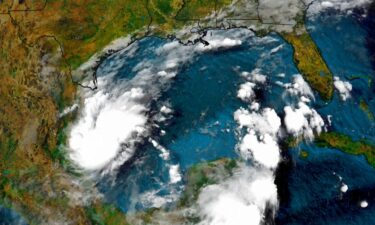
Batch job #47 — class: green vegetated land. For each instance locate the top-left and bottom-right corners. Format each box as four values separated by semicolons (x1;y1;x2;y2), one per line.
360;99;375;121
130;158;239;224
316;132;375;168
282;27;334;100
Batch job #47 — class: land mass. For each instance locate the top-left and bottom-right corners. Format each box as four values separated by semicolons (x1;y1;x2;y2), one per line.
316;132;375;168
0;0;334;224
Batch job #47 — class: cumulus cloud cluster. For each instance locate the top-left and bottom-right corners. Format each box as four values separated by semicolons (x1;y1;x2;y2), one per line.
333;76;352;101
195;68;281;225
203;71;326;225
278;75;325;140
235;68;281;169
235;108;281;168
69;84;148;170
284;102;325;140
237;68;267;103
197;165;277;225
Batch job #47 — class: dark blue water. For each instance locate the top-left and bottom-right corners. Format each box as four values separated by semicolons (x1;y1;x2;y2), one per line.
276;143;375;225
95;7;375;224
98;32;303;212
275;10;375;225
0;206;28;225
157;33;298;169
307;11;375;141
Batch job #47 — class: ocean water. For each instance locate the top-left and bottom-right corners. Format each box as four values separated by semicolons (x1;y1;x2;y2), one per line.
307;10;375;141
94;9;375;224
97;31;299;212
276;144;375;225
276;10;375;225
0;206;28;225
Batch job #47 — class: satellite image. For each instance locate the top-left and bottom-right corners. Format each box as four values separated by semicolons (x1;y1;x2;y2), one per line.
0;0;375;224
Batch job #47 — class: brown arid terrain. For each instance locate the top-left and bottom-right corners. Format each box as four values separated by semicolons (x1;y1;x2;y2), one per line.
0;1;230;224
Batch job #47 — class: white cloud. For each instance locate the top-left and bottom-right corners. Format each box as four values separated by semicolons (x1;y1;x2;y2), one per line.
234;107;281;168
270;44;284;54
69;30;249;172
250;102;260;111
308;0;372;15
198;38;242;52
241;68;267;84
340;183;348;193
169;165;182;184
360;200;369;208
284;101;325;140
138;189;178;209
197;165;277;225
333;76;352;101
240;131;280;168
160;105;173;115
237;82;256;102
278;74;325;140
234;108;281;137
282;74;315;100
150;138;170;160
237;68;267;103
321;1;335;8
69;84;148;170
59;103;78;118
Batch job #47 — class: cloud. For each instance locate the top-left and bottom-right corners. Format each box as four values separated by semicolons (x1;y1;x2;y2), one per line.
59;103;78;118
69;30;249;172
333;76;352;101
197;38;242;52
240;131;280;168
281;74;315;100
270;44;284;54
235;108;281;168
258;0;303;26
69;84;148;170
169;165;182;184
340;183;348;193
226;69;280;224
276;74;325;140
199;71;325;225
308;0;372;15
197;165;277;225
234;108;281;137
240;68;267;84
237;68;268;103
138;189;178;209
360;200;369;208
150;138;170;160
284;101;325;140
237;82;256;102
